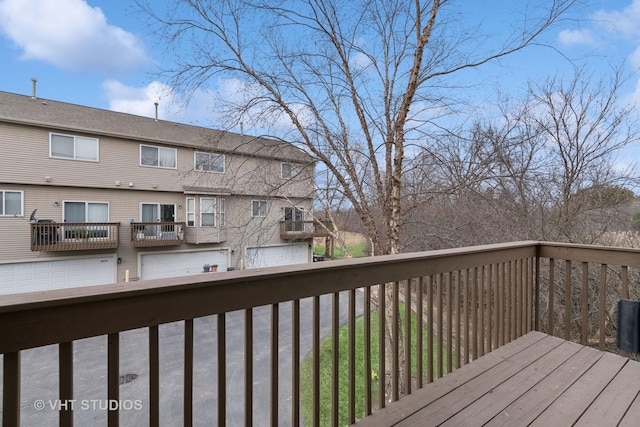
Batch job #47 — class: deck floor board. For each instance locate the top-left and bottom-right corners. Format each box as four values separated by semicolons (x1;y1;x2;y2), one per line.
354;332;640;427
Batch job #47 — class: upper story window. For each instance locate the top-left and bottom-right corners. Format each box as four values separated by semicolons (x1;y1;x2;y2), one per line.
195;152;225;173
50;133;99;161
140;145;177;169
281;162;301;179
0;190;23;216
251;200;267;217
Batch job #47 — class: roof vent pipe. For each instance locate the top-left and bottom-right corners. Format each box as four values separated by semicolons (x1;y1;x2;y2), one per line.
31;77;37;99
154;102;159;122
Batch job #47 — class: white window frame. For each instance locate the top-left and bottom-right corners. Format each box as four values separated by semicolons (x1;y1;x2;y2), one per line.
0;190;23;216
195;152;225;173
50;133;99;162
139;203;176;222
140;144;177;169
62;201;110;222
200;197;217;227
219;198;226;227
186;197;196;227
62;200;110;239
251;200;267;218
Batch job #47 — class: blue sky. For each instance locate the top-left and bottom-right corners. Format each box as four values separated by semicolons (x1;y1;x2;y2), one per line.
0;0;639;133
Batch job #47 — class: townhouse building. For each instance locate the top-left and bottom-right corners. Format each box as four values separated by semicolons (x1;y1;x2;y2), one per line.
0;90;326;294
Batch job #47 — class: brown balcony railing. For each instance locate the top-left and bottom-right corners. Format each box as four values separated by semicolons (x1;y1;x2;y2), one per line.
280;219;331;240
2;241;640;425
130;222;185;247
30;222;120;251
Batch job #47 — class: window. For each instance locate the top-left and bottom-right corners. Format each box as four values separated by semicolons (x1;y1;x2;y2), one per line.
200;198;216;227
219;198;226;227
63;201;109;238
0;190;23;216
140;145;177;169
186;197;195;227
195;152;225;173
284;206;305;231
281;162;301;179
50;133;99;161
141;203;175;222
64;201;108;223
252;200;267;217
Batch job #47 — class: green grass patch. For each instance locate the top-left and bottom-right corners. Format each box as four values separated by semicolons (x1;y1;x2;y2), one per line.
313;242;369;258
300;303;449;426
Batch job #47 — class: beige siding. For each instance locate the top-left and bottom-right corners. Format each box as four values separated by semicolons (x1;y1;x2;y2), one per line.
0;184;314;283
0;122;314;199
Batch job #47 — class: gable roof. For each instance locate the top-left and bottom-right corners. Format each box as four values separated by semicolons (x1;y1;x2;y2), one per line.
0;90;313;164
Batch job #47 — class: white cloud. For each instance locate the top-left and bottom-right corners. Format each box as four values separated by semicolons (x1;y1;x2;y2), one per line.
214;77;314;134
0;0;148;74
102;80;215;124
558;29;596;47
624;76;640;110
630;45;640;70
349;51;372;69
592;0;640;39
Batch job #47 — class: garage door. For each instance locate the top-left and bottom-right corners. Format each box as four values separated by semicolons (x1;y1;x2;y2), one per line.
140;249;229;279
0;257;115;295
245;244;309;269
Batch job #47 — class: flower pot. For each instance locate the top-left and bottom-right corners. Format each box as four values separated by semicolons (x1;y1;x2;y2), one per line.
211;265;218;272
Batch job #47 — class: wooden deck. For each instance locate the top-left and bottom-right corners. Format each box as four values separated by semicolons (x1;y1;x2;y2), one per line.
356;331;640;426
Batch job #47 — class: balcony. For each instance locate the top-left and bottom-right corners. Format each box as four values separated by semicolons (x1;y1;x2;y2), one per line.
130;222;185;247
30;222;120;251
280;219;331;240
3;241;640;425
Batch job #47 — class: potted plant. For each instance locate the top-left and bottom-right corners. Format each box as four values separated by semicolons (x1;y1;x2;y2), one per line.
211;264;218;272
203;263;211;272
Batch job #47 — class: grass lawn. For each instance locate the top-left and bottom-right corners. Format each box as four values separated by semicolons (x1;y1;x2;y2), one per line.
313;241;369;258
300;303;449;426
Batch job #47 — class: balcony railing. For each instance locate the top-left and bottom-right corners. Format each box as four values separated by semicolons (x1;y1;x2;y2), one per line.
130;222;185;247
2;241;640;425
279;219;331;240
30;222;120;251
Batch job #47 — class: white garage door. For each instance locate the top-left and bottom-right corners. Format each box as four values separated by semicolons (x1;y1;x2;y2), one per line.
141;249;229;280
245;244;309;269
0;257;115;295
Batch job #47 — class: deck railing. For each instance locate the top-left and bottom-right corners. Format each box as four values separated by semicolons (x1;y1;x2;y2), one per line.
279;220;331;240
130;222;185;247
536;242;640;353
1;241;636;426
30;222;120;251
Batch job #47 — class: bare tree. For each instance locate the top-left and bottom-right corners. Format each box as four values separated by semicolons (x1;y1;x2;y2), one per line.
405;65;640;252
527;66;639;242
139;0;579;401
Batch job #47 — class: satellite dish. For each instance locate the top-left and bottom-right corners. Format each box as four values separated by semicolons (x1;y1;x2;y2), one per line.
29;209;37;222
